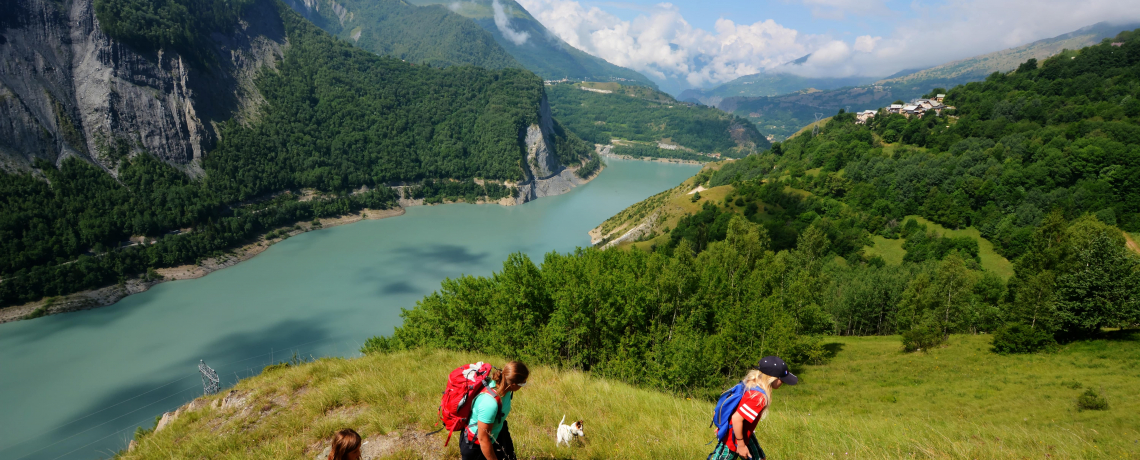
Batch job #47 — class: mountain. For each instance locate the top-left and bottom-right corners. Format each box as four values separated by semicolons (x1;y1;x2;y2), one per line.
282;0;519;69
407;0;657;88
679;73;879;105
0;0;595;308
718;21;1140;140
548;82;768;159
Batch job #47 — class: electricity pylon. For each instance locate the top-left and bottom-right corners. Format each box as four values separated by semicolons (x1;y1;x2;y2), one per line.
199;360;219;395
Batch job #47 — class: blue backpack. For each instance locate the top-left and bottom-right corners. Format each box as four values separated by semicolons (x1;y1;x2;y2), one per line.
710;382;767;443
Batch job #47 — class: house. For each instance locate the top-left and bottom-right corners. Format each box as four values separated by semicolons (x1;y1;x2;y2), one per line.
856;110;876;124
902;105;921;117
1112;42;1124;47
934;94;946;103
888;104;904;114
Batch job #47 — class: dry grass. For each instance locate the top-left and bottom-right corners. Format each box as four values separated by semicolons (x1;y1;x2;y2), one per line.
124;333;1140;459
1124;231;1139;256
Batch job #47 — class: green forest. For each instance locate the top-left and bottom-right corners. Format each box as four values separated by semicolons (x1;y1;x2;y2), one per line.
365;32;1140;395
95;0;255;66
283;0;519;69
0;0;593;308
547;83;768;157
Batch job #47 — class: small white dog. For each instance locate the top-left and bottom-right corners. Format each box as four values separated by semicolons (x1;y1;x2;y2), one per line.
556;415;585;447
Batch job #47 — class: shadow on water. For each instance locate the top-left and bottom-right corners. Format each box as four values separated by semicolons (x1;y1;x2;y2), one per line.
389;244;490;266
379;281;419;295
0;317;334;460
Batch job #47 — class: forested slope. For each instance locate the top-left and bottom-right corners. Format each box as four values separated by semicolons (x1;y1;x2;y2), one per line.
548;83;769;159
367;31;1140;392
0;0;591;309
283;0;519;69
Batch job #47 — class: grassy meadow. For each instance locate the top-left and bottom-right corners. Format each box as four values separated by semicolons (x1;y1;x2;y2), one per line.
124;334;1139;459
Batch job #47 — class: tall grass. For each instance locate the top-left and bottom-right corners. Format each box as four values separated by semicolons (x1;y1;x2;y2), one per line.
124;334;1140;459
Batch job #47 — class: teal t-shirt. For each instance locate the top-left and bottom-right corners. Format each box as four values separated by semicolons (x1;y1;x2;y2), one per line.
466;381;513;440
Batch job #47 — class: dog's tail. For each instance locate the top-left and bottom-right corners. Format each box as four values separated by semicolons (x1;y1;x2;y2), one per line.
560;415;566;426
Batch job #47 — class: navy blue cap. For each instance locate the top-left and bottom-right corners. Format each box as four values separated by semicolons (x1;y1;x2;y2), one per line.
754;356;798;385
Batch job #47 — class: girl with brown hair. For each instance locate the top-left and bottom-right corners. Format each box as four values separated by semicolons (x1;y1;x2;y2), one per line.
460;361;530;460
327;428;362;460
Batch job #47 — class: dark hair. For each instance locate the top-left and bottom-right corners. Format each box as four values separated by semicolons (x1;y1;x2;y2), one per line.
490;361;529;391
327;428;361;460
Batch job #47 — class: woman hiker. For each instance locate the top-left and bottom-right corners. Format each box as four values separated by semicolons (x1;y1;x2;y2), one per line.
460;361;530;460
327;428;362;460
709;356;798;460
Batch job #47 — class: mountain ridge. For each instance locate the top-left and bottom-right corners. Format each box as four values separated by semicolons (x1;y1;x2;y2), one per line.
713;20;1140;140
407;0;657;88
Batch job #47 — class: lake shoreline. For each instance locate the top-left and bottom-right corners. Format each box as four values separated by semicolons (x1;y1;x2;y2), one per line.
0;163;610;324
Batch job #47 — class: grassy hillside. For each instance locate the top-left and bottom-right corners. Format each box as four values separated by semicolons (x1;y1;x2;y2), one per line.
722;21;1140;140
123;334;1140;459
859;216;1014;279
282;0;519;69
407;0;657;88
548;83;768;159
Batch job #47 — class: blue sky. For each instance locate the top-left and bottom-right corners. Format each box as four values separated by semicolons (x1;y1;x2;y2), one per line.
514;0;1140;92
596;0;905;38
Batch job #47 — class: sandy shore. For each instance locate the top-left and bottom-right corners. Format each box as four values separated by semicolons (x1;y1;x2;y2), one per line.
0;207;405;324
599;151;705;166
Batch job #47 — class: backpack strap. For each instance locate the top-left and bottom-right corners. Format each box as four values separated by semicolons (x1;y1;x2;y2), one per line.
467;387;505;444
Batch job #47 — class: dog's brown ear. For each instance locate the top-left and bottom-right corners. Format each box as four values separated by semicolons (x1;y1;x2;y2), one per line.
576;421;584;428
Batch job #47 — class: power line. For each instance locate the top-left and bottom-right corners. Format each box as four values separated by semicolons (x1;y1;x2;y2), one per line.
2;335;345;457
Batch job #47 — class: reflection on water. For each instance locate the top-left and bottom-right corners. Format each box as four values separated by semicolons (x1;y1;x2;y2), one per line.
0;158;699;459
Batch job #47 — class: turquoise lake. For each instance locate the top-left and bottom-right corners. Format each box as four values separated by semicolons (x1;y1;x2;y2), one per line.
0;158;699;459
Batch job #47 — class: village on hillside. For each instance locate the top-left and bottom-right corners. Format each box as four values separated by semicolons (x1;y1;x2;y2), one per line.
855;93;955;124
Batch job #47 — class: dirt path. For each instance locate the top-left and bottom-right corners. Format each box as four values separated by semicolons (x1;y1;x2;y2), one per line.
1125;231;1140;255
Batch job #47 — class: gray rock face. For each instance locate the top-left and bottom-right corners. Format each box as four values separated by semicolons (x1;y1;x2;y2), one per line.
513;93;592;204
0;0;286;174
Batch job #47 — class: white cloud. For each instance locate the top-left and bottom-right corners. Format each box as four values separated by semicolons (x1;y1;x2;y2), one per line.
493;0;531;45
517;0;1140;91
517;0;820;89
853;35;880;53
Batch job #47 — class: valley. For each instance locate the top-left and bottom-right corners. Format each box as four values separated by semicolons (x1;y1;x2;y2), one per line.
1;0;1138;459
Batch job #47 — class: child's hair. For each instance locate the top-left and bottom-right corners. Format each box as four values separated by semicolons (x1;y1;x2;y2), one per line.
327;428;361;460
742;369;779;400
490;361;530;390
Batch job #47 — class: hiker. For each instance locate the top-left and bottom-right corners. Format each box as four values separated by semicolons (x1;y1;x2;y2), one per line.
709;356;798;460
460;361;530;460
327;428;362;460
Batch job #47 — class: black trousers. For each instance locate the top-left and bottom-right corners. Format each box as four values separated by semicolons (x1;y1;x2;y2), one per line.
459;421;516;460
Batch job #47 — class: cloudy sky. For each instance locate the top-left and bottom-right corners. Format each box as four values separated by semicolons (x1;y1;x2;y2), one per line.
514;0;1140;92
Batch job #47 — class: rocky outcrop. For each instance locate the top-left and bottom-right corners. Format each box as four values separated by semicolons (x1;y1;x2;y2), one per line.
0;0;286;174
512;94;596;204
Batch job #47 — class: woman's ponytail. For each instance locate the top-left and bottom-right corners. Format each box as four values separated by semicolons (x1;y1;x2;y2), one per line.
491;361;529;390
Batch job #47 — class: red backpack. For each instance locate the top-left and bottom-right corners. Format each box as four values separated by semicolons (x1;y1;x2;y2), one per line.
439;362;494;446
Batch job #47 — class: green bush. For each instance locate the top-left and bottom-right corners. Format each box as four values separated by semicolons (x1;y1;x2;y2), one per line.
1077;388;1108;411
990;323;1056;354
902;324;946;352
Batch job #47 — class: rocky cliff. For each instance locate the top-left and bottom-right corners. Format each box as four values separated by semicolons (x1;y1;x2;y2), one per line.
0;0;286;175
513;94;593;204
